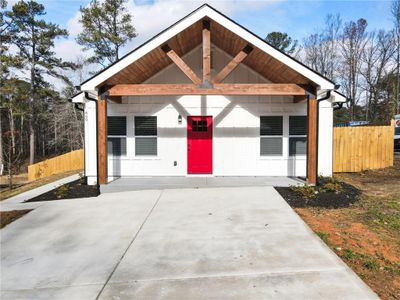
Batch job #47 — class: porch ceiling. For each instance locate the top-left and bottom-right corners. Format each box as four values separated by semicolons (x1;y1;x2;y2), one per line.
102;18;315;88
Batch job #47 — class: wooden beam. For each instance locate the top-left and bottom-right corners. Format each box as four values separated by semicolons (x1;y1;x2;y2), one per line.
213;45;253;83
162;45;201;85
202;19;211;83
293;95;307;103
307;96;318;186
108;83;307;96
97;96;107;184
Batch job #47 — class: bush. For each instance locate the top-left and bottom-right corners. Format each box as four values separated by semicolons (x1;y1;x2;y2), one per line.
320;177;343;193
290;184;317;200
55;185;69;199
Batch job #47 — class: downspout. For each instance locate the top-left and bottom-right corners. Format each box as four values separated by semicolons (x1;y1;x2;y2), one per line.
84;92;100;194
68;98;87;184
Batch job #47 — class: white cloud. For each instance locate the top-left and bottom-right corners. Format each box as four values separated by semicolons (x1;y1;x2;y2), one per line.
52;0;281;87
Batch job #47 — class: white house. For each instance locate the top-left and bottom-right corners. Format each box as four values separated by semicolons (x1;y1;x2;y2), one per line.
72;4;346;186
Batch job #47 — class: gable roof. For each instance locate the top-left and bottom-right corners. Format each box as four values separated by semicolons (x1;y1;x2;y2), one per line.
80;4;335;92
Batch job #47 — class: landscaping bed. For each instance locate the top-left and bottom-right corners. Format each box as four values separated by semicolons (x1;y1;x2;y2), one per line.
276;177;361;208
0;171;79;201
26;178;99;202
1;210;32;229
276;158;400;300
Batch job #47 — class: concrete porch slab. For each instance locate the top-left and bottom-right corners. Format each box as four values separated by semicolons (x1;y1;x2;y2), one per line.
101;176;304;193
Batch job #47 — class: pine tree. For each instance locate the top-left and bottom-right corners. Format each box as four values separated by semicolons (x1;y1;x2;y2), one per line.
265;32;298;55
77;0;137;67
7;0;74;164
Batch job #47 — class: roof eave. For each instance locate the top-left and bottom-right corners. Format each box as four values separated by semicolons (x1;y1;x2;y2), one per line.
81;4;335;92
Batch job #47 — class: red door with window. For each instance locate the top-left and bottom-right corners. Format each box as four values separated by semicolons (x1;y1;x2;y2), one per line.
187;116;213;174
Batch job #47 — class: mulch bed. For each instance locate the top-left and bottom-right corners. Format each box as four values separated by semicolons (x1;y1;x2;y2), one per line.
275;178;361;209
26;178;99;202
0;210;32;229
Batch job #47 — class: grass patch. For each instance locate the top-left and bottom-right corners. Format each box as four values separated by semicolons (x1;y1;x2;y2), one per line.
316;231;329;243
361;196;400;232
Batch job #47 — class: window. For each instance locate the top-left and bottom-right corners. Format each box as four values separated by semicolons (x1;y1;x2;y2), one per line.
260;116;283;156
107;116;127;156
289;116;307;156
192;120;208;132
135;116;157;156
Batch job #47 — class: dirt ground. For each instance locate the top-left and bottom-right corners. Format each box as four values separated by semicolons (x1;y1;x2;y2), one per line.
0;210;32;229
0;170;81;201
295;156;400;300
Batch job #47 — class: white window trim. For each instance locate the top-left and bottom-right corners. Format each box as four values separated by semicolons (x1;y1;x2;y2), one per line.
288;115;307;157
134;116;158;157
107;117;127;157
260;116;283;157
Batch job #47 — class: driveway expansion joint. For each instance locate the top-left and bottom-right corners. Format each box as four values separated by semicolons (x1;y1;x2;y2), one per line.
94;190;164;300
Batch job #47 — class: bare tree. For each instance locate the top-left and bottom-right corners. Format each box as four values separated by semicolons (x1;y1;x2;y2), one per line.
361;30;396;122
2;129;23;190
340;18;368;120
303;14;342;82
392;0;400;114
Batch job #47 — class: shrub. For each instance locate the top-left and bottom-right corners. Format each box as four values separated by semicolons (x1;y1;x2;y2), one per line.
320;177;343;193
55;185;69;199
290;184;317;200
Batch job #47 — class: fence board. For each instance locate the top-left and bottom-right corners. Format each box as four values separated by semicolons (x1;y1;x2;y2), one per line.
28;149;84;181
333;121;395;173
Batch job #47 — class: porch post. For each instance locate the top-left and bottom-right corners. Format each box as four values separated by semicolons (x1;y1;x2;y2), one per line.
307;95;318;185
97;95;108;184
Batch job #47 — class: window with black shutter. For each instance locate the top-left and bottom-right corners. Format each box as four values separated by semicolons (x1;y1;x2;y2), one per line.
135;116;157;156
289;116;307;156
260;116;283;156
107;116;127;156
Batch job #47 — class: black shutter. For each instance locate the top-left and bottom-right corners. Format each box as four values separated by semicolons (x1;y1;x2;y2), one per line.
108;117;127;136
260;137;283;155
135;138;157;156
289;116;307;135
260;116;283;136
135;116;157;136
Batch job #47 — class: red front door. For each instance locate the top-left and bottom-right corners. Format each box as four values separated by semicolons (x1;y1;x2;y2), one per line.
187;116;213;174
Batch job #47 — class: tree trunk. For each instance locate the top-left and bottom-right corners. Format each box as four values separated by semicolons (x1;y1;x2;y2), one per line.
9;108;15;155
29;118;35;165
396;38;400;114
20;115;24;155
8;145;12;191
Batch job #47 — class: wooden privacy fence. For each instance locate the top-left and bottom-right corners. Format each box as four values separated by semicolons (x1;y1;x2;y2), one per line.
28;149;84;181
333;121;395;173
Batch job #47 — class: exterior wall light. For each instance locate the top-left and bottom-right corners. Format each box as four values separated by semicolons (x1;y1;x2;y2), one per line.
178;114;182;124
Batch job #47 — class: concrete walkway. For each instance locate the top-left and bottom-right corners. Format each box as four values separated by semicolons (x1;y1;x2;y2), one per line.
101;176;304;193
1;187;377;300
1;174;80;205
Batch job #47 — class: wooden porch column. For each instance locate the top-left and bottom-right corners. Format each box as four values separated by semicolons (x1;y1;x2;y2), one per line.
202;19;211;83
307;96;318;185
97;96;107;184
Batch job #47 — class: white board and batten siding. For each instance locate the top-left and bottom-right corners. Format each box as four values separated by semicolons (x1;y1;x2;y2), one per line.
84;46;334;184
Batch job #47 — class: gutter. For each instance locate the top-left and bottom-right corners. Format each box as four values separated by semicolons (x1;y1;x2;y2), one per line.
84;92;100;193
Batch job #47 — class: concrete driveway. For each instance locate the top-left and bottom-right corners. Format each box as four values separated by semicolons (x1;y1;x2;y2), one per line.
1;186;377;299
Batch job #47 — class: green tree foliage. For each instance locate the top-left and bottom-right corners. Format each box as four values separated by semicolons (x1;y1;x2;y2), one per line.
77;0;137;67
265;31;298;55
7;0;74;164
